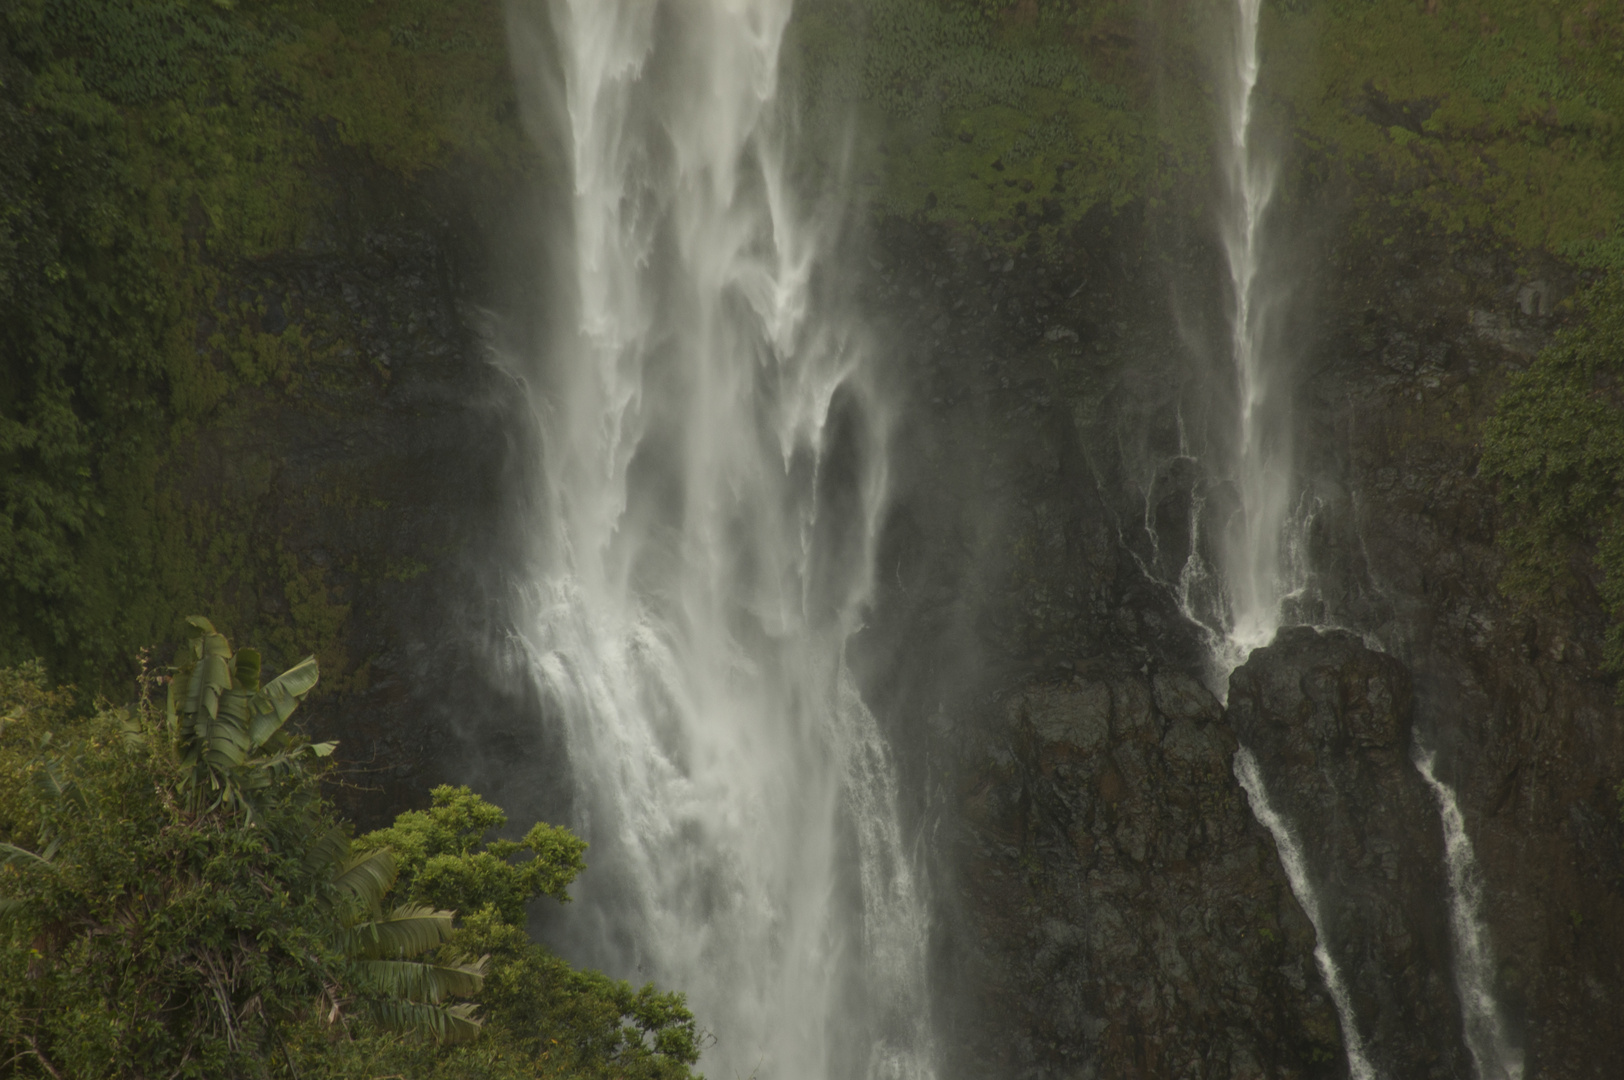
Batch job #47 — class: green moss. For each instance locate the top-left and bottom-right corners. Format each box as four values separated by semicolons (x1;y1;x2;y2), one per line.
1;0;527;690
1272;0;1624;254
790;0;1209;246
1482;275;1624;689
270;0;519;176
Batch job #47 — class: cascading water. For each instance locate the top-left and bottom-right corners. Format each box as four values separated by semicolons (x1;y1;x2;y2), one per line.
1413;744;1524;1080
1233;749;1378;1080
501;2;933;1078
1206;7;1520;1074
1205;4;1376;1075
1210;0;1299;671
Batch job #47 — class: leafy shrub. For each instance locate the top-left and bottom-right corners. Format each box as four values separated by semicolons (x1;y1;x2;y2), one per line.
1482;275;1624;688
0;622;701;1079
0;653;343;1077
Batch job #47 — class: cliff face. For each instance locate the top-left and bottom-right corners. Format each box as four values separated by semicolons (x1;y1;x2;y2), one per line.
1303;220;1624;1077
1227;628;1464;1079
853;193;1624;1076
937;661;1344;1078
17;1;1621;1071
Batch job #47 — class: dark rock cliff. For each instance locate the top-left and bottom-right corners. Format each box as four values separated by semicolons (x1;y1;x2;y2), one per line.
1298;223;1624;1079
853;203;1624;1077
936;660;1344;1078
203;153;560;829
1227;627;1464;1079
264;130;1623;1080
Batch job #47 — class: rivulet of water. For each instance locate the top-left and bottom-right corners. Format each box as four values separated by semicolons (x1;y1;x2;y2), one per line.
1234;748;1379;1080
1413;744;1524;1080
500;3;934;1078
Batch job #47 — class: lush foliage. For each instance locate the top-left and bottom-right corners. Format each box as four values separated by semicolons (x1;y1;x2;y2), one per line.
0;0;523;690
357;784;589;927
0;624;701;1079
336;787;701;1080
0;654;345;1076
791;0;1193;246
1270;0;1624;257
1482;275;1624;686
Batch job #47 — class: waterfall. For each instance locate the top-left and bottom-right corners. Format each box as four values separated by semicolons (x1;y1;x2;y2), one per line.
1234;749;1379;1080
1203;6;1377;1068
1413;744;1524;1080
502;2;934;1078
1204;3;1368;1063
1200;0;1302;674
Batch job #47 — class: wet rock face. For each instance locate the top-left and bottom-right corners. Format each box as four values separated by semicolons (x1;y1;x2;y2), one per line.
1302;221;1624;1079
1226;627;1466;1080
938;661;1346;1080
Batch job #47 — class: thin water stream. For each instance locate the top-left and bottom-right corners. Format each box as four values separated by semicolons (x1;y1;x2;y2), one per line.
1233;750;1379;1080
1414;744;1525;1080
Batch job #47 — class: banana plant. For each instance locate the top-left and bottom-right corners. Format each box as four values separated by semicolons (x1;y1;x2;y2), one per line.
166;616;334;822
323;838;487;1043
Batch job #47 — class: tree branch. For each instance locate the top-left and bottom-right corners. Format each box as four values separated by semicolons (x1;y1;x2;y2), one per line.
22;1035;63;1080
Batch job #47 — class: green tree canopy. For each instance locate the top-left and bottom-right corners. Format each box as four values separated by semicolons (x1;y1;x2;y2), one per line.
357;783;588;925
0;620;703;1080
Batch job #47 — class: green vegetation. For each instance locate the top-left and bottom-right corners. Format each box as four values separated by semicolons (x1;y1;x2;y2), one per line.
785;0;1623;263
11;0;1616;697
0;0;526;691
1270;0;1624;255
789;0;1210;248
1483;275;1624;688
0;622;702;1079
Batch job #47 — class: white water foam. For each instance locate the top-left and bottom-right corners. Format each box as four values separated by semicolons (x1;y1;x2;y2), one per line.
502;2;934;1077
1413;743;1524;1080
1234;748;1379;1080
1214;0;1296;659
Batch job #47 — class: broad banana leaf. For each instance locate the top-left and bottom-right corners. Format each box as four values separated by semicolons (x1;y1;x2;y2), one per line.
188;653;232;722
333;849;397;914
233;648;261;691
260;655;318;726
185;614;220;642
351;956;486;1003
239;655;318;749
169;621;326;821
342;904;456;960
359;998;483;1044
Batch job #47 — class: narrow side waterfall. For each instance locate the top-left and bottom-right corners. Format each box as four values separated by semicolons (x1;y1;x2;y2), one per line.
1234;749;1379;1080
1205;0;1301;672
1210;9;1376;1074
503;3;933;1078
1413;745;1524;1080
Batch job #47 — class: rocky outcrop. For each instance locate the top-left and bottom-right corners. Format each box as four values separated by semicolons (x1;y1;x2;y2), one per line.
1227;627;1466;1079
853;187;1624;1075
1278;208;1624;1078
935;659;1346;1079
